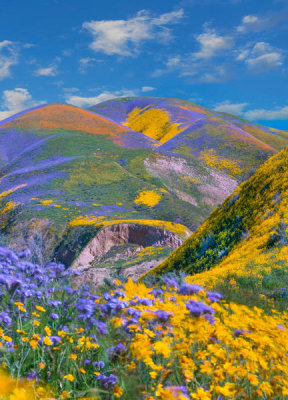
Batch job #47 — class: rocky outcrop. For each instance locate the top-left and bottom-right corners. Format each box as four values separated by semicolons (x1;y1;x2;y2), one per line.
75;258;165;286
72;223;183;271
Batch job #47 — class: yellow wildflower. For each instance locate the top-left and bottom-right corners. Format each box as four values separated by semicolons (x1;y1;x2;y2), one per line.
153;340;171;358
32;312;40;317
30;339;38;349
247;373;258;386
16;329;26;335
113;385;124;398
44;326;52;336
61;391;71;399
191;388;212;399
64;374;75;382
35;305;46;312
3;336;12;342
43;336;53;346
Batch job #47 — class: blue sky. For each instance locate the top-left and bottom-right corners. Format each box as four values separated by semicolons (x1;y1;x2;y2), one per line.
0;0;287;129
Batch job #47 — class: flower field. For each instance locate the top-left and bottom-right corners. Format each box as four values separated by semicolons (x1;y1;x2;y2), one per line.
1;245;288;399
1;97;288;398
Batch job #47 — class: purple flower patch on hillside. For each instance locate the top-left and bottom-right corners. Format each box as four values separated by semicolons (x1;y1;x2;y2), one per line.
0;130;39;164
4;156;81;178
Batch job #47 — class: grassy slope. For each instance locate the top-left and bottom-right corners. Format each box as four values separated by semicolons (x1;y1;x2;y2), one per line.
147;147;288;287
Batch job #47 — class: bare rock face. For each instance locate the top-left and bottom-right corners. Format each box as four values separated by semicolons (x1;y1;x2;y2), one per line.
72;223;182;270
71;223;183;284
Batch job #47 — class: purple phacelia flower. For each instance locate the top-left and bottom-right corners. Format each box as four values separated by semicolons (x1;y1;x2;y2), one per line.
27;371;40;382
163;277;179;289
186;300;214;317
149;288;163;298
92;360;105;369
234;329;251;337
18;248;31;259
0;312;12;326
206;291;223;302
95;320;108;335
96;373;118;388
114;343;125;353
179;284;203;295
75;298;95;319
48;300;62;307
155;310;173;322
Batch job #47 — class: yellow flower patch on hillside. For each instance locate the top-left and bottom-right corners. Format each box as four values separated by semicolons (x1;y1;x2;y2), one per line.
40;199;54;205
0;184;27;201
69;216;191;239
123;107;183;143
200;149;242;176
134;190;162;207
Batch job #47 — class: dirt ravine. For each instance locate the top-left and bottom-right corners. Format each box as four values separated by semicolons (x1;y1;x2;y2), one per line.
72;223;183;285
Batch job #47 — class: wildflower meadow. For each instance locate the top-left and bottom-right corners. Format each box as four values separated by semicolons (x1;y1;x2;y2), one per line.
1;245;288;399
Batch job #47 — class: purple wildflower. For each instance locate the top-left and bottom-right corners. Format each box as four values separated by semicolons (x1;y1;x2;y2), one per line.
50;313;59;320
186;300;214;317
234;329;251;337
95;320;108;335
0;312;12;326
92;361;105;369
206;291;224;302
149;288;163;298
96;373;118;388
179;284;203;295
163;277;179;289
27;371;40;382
155;310;173;322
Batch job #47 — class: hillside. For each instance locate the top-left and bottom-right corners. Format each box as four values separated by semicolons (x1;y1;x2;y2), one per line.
0;98;287;282
146;145;288;292
91;97;288;170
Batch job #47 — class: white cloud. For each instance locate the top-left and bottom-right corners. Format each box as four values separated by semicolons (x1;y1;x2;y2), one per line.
247;52;283;72
34;58;60;77
214;100;248;114
34;57;61;77
214;100;288;121
245;106;288;121
78;57;99;73
237;15;263;33
82;9;184;56
153;53;232;83
237;12;284;33
23;43;37;49
65;89;138;108
198;65;232;83
0;40;18;80
0;88;44;121
152;26;234;82
34;65;58;76
141;86;155;92
236;42;284;72
194;28;234;59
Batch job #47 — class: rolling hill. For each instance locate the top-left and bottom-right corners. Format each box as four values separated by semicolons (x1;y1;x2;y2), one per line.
146;144;288;292
0;97;287;282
